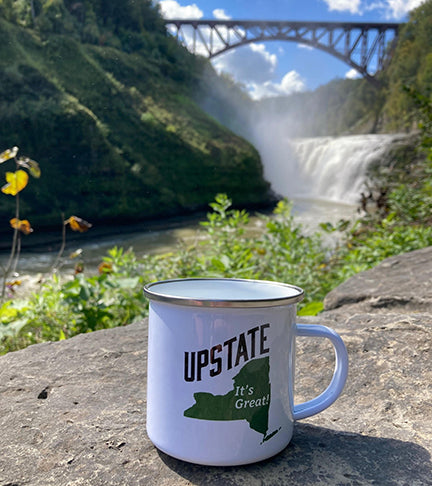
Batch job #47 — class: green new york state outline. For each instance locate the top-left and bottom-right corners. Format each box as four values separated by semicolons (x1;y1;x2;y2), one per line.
184;356;279;442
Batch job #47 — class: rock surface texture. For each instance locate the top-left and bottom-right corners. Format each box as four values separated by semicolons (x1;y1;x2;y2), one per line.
1;247;432;485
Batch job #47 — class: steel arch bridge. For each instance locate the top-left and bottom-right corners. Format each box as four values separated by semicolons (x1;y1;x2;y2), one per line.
164;19;401;86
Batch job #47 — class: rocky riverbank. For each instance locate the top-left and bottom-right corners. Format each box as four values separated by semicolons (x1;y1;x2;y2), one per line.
0;246;431;485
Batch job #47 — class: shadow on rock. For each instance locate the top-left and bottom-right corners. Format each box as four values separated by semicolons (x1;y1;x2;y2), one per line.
158;423;432;485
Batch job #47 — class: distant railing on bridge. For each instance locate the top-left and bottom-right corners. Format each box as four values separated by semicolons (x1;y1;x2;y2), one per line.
164;19;401;86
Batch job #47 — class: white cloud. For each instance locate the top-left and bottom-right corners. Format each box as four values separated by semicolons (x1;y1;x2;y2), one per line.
213;8;231;20
212;44;277;85
358;0;426;19
157;1;206;54
383;0;426;18
157;2;306;101
322;0;361;14
345;68;361;79
158;3;233;56
298;44;314;50
249;71;307;100
157;0;203;19
211;43;305;100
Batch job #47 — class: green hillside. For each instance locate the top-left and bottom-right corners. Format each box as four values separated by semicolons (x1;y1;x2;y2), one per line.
382;0;432;129
0;0;270;230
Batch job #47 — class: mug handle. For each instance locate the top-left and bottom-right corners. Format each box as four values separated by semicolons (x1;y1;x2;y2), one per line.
293;323;349;420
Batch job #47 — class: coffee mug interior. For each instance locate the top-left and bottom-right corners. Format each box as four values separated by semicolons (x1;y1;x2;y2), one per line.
144;278;304;307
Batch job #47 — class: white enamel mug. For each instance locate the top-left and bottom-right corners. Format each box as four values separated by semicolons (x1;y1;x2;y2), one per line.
144;278;348;466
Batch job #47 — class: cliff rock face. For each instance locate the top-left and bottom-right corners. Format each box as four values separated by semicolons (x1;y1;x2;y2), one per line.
0;5;270;229
0;247;431;484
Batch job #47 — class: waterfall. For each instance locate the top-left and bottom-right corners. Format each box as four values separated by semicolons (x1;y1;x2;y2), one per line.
253;133;400;206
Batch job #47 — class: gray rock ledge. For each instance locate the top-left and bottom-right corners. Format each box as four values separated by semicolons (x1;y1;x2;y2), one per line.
324;245;432;314
1;247;432;485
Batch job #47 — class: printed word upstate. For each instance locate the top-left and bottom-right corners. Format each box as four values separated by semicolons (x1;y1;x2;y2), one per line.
184;323;270;382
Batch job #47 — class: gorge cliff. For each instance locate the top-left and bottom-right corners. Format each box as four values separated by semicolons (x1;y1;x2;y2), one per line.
0;1;271;230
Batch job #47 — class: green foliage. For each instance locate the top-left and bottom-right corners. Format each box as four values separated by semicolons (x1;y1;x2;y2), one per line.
383;0;432;129
0;0;165;43
0;195;332;354
2;133;432;356
333;86;432;279
0;5;270;230
291;78;386;136
0;246;149;352
336;219;432;280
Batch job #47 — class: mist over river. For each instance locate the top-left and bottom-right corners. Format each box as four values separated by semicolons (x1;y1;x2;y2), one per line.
1;133;404;277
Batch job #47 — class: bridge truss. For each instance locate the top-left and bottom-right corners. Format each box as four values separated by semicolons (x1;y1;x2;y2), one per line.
165;20;400;86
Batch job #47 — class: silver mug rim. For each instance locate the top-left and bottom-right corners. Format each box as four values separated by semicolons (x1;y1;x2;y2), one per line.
143;277;305;308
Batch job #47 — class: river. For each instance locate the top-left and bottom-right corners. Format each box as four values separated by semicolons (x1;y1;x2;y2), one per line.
2;133;403;277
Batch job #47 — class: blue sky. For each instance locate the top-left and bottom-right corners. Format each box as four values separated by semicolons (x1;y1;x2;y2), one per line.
156;0;425;99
